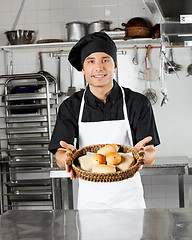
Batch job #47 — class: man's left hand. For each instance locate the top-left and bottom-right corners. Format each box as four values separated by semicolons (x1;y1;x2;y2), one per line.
134;136;155;171
134;136;152;151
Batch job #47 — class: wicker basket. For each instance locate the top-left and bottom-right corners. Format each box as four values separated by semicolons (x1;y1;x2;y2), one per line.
70;144;144;182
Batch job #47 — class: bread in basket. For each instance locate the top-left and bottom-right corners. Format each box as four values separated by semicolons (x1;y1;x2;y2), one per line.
66;144;145;182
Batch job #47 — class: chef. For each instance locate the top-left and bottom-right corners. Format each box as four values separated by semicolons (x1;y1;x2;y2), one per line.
49;32;160;209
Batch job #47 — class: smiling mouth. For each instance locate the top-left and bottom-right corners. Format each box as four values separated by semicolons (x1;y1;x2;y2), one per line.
92;74;107;78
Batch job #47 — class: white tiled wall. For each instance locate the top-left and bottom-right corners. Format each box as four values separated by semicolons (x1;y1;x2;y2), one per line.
143;175;192;208
143;175;179;208
0;0;155;45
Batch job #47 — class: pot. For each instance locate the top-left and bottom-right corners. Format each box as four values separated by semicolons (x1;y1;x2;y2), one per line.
151;24;160;39
88;20;111;34
122;17;151;40
66;22;88;41
102;28;125;40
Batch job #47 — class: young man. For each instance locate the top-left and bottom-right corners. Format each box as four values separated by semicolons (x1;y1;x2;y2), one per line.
49;32;160;209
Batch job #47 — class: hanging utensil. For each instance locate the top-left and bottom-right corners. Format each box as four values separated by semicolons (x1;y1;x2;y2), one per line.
49;52;65;96
187;63;192;76
56;54;63;96
142;45;158;105
165;48;182;76
142;45;158;82
159;45;168;107
38;52;44;71
132;45;138;65
1;55;13;102
186;49;192;77
160;66;168;107
143;81;158;105
67;65;76;96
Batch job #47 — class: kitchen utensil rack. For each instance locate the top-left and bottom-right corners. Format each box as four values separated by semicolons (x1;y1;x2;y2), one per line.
0;73;58;213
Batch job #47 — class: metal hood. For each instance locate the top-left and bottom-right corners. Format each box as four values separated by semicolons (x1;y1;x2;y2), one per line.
143;0;192;45
144;0;192;21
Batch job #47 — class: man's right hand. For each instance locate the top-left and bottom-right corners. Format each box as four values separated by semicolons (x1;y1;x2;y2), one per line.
55;141;76;180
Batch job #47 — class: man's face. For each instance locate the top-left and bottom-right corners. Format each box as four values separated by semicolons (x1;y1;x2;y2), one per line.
82;52;117;88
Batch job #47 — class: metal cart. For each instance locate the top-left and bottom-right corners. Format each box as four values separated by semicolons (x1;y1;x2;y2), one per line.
0;72;59;213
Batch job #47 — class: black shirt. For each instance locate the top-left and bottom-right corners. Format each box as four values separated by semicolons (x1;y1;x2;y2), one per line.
49;80;160;154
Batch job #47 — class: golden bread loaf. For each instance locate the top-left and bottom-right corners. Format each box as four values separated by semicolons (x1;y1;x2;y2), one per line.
106;152;122;165
92;164;116;173
111;144;119;152
97;144;119;156
92;154;106;165
116;153;135;171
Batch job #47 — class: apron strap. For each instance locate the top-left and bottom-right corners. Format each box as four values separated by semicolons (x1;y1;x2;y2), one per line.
120;86;128;120
78;90;86;123
120;86;133;147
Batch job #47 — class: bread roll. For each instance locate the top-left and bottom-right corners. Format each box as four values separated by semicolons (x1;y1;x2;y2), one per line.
111;144;119;152
92;164;116;173
106;152;122;165
92;154;106;165
78;154;93;171
116;153;135;171
97;144;119;156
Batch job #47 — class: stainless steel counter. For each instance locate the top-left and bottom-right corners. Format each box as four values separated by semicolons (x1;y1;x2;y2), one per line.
49;156;189;209
1;209;192;239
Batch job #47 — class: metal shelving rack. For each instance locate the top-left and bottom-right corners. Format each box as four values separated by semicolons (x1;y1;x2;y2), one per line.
0;38;162;51
0;72;58;213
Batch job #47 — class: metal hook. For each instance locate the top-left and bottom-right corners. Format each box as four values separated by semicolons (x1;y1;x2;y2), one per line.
132;45;138;65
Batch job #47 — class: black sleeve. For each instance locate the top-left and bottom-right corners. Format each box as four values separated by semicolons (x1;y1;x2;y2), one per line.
48;100;78;154
125;88;160;147
134;97;160;146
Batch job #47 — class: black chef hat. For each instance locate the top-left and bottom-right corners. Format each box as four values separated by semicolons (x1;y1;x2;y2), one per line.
68;32;117;71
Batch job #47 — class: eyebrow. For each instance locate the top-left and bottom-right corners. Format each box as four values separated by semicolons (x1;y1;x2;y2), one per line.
85;56;111;60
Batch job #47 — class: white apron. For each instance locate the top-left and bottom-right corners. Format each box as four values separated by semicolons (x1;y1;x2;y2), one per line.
77;87;146;209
